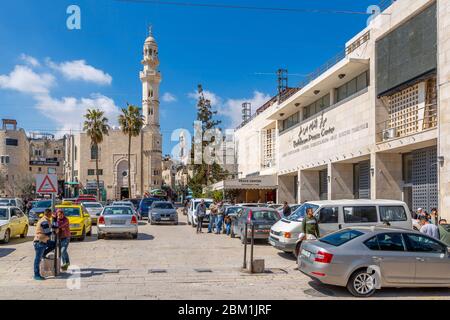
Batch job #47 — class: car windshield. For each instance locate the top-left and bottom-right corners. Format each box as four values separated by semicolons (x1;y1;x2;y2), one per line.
226;207;240;214
0;208;8;220
286;203;320;222
0;200;13;206
194;201;212;209
33;200;52;208
83;203;102;208
59;207;81;217
320;229;365;247
250;210;280;221
103;207;133;215
153;203;174;209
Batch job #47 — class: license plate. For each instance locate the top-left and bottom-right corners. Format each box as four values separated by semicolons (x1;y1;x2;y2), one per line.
161;218;170;221
111;220;125;225
301;249;311;258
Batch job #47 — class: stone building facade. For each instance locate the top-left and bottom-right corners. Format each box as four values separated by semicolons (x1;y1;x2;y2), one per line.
64;32;163;200
0;119;30;197
228;0;450;219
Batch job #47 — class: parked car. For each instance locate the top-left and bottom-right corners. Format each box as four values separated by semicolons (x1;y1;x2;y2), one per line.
75;195;97;204
277;204;302;217
28;199;53;225
124;198;142;211
55;203;92;241
187;198;214;227
82;202;104;224
236;203;267;208
298;226;450;297
149;201;178;225
111;201;140;219
0;206;29;243
270;200;413;258
138;197;159;219
233;207;281;244
97;206;139;239
0;198;24;211
224;206;244;237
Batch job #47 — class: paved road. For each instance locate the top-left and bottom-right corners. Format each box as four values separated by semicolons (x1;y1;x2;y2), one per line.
0;209;449;300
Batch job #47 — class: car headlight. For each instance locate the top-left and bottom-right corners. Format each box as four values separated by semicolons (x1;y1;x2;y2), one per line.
70;224;81;228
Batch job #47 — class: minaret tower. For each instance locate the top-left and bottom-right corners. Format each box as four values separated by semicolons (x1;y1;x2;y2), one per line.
140;26;161;128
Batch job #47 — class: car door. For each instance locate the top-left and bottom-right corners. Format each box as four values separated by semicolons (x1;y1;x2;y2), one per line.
9;208;19;236
16;209;26;234
317;206;339;237
370;233;416;284
403;233;450;284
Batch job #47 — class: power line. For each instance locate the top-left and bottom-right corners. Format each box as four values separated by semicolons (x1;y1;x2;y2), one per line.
114;0;371;15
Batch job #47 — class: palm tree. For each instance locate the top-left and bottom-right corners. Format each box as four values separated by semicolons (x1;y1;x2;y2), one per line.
83;109;110;201
118;104;144;198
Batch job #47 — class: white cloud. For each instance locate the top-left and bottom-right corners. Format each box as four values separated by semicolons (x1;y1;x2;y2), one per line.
34;93;120;134
188;89;220;107
20;54;40;67
0;65;55;94
47;59;112;85
162;92;177;103
219;91;272;128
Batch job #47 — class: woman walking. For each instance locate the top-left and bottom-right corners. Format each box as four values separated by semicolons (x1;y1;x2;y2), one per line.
57;209;71;271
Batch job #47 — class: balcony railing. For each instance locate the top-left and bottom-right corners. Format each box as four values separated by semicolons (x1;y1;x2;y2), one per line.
377;104;438;143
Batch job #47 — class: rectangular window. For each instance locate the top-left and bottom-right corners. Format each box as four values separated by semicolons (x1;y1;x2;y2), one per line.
379;206;407;222
5;138;18;146
376;233;405;252
281;112;299;131
343;206;377;223
318;207;339;224
88;169;95;176
336;71;369;103
304;94;331;121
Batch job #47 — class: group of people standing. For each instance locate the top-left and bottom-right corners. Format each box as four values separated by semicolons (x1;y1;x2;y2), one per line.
33;208;71;280
414;207;447;241
194;200;232;235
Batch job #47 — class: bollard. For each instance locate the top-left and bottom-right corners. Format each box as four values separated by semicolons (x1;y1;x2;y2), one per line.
250;223;255;273
242;222;248;270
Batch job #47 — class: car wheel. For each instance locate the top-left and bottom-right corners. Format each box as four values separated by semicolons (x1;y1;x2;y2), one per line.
2;229;10;243
347;269;377;298
132;233;138;239
20;225;28;238
86;227;92;236
79;228;86;241
97;233;104;240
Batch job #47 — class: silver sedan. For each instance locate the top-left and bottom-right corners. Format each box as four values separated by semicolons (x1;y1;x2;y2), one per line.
298;226;450;297
97;206;138;239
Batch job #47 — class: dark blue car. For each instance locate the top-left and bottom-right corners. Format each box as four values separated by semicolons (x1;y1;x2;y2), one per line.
138;198;159;218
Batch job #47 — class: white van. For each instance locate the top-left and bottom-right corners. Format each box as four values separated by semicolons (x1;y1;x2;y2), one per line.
269;199;413;257
187;198;214;227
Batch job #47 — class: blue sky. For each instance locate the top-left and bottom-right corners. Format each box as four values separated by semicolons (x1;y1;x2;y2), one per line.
0;0;378;155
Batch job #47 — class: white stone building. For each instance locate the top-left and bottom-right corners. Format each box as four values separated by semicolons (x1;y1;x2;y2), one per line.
64;32;163;200
227;0;450;219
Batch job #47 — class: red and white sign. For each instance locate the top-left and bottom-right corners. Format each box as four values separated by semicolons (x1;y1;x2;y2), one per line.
35;174;58;194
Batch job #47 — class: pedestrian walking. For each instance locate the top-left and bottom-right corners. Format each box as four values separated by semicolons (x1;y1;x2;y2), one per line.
57;209;71;271
282;201;292;218
216;201;224;234
224;213;232;236
33;209;55;280
195;200;207;234
419;215;440;240
430;208;439;225
300;207;320;240
208;201;218;234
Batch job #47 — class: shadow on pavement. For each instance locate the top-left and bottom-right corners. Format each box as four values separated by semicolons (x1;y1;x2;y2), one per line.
277;252;296;261
306;280;450;298
5;236;34;245
0;248;16;258
100;233;154;241
59;267;128;279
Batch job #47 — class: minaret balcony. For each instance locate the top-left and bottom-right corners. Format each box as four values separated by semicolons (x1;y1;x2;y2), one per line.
140;70;161;81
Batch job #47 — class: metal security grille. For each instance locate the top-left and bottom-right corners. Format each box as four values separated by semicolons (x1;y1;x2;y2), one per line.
412;147;437;212
319;170;328;200
359;161;371;199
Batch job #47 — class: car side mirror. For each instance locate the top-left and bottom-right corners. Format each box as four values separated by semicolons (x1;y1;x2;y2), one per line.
84;213;90;218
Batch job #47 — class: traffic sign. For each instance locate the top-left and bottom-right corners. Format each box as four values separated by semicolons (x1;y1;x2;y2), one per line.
35;174;58;194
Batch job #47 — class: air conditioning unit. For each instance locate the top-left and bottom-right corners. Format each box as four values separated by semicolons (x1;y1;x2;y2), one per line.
382;128;397;141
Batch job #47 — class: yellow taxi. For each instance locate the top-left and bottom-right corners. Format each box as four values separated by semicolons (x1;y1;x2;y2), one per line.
55;202;92;241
